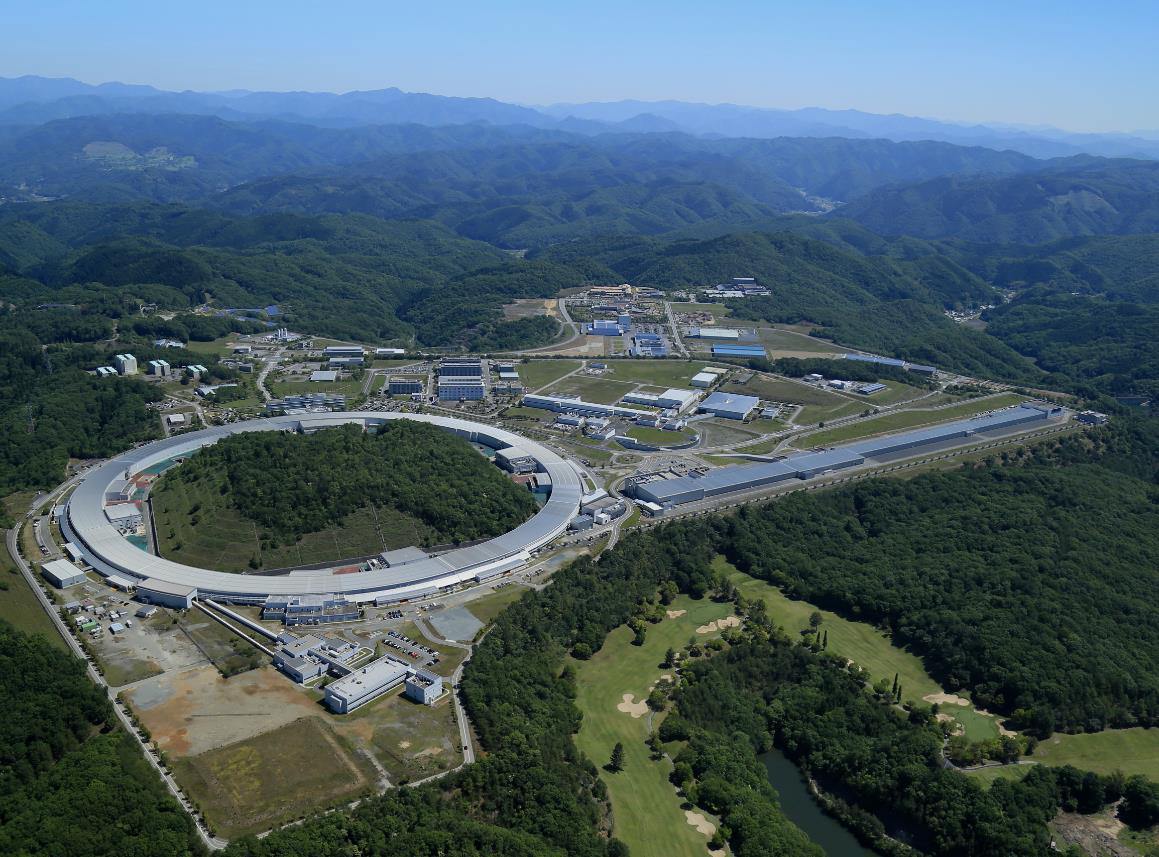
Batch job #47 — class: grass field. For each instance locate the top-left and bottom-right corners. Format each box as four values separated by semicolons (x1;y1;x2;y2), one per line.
726;375;850;407
605;360;701;388
757;328;841;354
573;594;733;857
268;378;366;398
153;472;438;571
175;716;377;838
183;336;239;357
803;393;1028;446
722;559;999;741
518;359;582;390
1028;729;1159;780
679;302;732;318
0;552;67;649
626;426;697;446
544;375;635;404
866;381;932;406
465;585;527;627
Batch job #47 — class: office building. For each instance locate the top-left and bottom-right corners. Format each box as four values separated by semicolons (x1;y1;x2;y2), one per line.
324;655;410;714
388;377;424;395
698;392;760;420
262;594;360;626
113;354;138;376
41;559;87;588
438;358;483;378
404;668;444;705
438;378;486;401
329;356;364;367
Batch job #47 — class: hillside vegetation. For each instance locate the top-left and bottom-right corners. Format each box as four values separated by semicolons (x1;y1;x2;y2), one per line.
152;422;538;566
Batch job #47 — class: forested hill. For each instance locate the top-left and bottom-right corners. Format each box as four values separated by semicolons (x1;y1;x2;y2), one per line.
838;159;1159;243
152;422;539;549
0;204;586;346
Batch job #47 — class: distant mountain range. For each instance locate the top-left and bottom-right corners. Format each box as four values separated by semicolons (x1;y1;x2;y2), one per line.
2;74;1158;160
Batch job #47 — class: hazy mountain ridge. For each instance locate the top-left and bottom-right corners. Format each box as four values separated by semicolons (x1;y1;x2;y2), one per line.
3;74;1157;159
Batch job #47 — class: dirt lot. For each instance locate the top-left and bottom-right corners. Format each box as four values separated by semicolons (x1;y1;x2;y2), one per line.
174;716;377;839
125;664;322;757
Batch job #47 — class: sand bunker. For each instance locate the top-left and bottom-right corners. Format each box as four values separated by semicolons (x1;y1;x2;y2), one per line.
666;609;687;619
685;810;716;836
616;693;649;718
923;692;970;707
695;615;741;635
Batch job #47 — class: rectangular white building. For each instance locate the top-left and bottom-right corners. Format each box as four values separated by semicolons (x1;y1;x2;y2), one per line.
41;559;87;588
324;655;410;714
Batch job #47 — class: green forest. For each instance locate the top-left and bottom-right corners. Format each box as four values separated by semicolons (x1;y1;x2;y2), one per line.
152;422;539;550
0;623;203;855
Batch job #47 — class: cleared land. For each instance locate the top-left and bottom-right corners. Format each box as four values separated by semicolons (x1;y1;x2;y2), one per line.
573;594;733;857
175;612;264;677
175;716;377;839
605;360;702;388
464;585;527;627
802;393;1028;447
723;559;999;741
333;688;459;785
518;359;583;390
757;327;841;354
544;375;635;404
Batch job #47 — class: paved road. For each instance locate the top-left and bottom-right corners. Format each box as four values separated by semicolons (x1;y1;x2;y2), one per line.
5;518;227;851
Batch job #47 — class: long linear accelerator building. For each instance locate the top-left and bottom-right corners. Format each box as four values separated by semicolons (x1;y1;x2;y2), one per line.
62;413;584;605
628;403;1061;508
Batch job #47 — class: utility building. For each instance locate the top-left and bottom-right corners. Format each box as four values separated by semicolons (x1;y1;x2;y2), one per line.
137;578;197;609
404;668;444;705
698;392;760;420
494;445;539;474
41;559;87;589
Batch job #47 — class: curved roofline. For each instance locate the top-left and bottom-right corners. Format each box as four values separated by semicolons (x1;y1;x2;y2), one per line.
65;412;583;602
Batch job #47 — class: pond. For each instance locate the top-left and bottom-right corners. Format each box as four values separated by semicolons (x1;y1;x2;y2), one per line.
761;748;877;856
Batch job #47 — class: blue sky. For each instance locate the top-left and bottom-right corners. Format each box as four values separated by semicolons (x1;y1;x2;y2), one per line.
4;0;1156;132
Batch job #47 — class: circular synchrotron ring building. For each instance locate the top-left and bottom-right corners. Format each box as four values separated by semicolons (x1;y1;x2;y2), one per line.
62;412;584;605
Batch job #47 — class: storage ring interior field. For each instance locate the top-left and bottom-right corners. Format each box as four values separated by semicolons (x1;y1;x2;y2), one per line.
62;412;585;604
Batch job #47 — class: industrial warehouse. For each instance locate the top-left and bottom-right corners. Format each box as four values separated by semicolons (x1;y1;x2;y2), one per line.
61;413;584;605
627;403;1063;508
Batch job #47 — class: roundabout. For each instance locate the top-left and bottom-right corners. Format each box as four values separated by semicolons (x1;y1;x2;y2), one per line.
62;412;585;604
